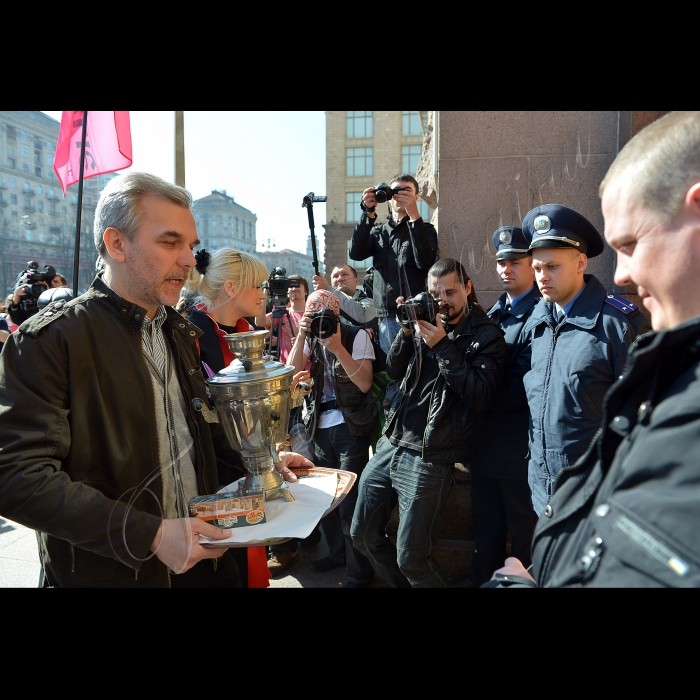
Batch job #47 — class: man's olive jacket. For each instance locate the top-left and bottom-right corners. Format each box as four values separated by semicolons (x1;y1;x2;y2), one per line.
0;276;244;587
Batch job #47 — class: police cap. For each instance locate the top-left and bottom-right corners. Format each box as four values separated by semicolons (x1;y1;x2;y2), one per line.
522;204;604;258
492;226;531;261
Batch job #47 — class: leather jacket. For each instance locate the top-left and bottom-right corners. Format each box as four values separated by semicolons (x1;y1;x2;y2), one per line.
0;276;244;587
384;305;507;463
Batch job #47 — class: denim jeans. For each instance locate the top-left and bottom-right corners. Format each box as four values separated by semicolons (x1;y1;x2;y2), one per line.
350;435;454;587
313;422;375;585
378;316;402;355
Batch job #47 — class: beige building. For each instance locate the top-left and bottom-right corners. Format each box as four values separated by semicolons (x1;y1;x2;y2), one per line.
0;111;116;296
258;248;316;287
193;189;257;255
323;111;433;280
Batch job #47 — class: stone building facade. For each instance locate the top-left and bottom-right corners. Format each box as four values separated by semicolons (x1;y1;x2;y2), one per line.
193;189;257;255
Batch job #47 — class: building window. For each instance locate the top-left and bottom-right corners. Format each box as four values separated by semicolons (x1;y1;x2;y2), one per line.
21;130;27;140
71;195;77;204
418;199;431;221
50;203;56;214
37;185;43;195
347;111;373;139
62;206;67;215
23;182;30;193
346;192;363;222
48;172;54;181
22;164;29;173
35;167;42;178
13;229;19;238
25;198;31;208
402;144;422;174
46;141;52;150
8;158;15;170
38;201;44;212
346;147;373;177
402;111;423;135
10;177;16;187
11;211;18;219
22;146;29;157
10;194;17;204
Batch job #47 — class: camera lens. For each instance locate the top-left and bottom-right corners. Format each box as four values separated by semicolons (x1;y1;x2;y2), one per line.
308;311;337;339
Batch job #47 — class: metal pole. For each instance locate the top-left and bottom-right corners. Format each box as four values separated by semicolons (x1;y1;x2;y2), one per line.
175;111;185;187
72;110;88;298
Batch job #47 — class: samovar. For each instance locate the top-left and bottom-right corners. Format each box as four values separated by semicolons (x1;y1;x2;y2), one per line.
205;330;297;502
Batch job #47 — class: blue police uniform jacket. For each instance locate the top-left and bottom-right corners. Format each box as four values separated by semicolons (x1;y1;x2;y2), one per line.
522;274;651;516
470;285;540;478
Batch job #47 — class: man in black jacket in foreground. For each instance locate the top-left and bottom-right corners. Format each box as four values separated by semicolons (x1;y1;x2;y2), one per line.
490;111;700;588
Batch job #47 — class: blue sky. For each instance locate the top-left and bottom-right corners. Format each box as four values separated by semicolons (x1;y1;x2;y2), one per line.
41;111;327;255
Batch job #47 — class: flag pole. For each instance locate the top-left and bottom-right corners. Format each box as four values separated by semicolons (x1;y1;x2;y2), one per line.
72;110;88;298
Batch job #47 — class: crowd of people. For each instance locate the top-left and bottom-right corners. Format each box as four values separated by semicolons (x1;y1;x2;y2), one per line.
1;111;699;587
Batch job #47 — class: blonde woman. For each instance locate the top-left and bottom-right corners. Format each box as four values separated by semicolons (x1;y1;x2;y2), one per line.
185;248;270;376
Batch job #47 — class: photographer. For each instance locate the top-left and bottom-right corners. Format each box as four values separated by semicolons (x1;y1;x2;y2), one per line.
312;263;377;328
286;289;378;587
350;258;507;587
7;262;56;326
349;173;439;354
255;271;310;366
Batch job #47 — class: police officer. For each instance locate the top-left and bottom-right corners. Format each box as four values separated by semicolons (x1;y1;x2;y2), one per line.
453;226;541;587
521;204;651;517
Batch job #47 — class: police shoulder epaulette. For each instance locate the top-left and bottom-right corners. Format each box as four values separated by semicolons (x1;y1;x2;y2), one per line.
604;293;638;315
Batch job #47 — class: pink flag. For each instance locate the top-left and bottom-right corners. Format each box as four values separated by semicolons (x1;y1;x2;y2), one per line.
53;111;133;196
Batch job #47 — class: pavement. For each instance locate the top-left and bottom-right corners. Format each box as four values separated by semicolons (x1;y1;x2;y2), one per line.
0;516;385;589
0;517;42;588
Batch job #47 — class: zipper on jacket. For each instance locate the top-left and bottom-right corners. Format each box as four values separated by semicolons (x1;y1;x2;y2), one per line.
540;322;562;475
421;375;439;462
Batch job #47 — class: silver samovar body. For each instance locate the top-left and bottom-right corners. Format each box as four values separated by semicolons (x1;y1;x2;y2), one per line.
205;330;296;501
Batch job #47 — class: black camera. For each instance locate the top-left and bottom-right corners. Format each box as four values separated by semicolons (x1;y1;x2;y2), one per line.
263;267;301;305
14;261;56;315
397;292;442;329
374;182;409;204
307;310;339;340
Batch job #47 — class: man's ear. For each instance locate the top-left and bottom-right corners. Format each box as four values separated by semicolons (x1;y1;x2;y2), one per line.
578;253;589;273
685;182;700;216
103;227;127;263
